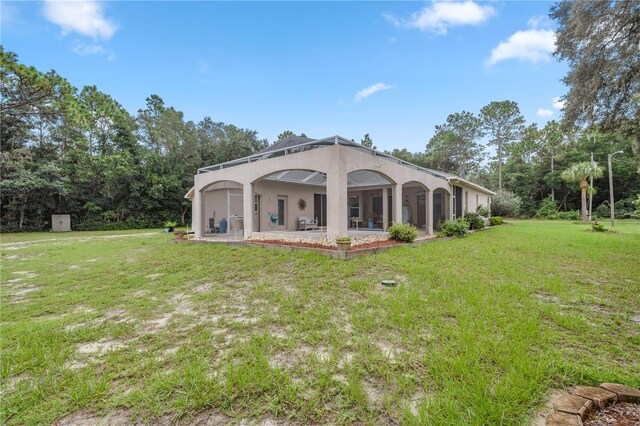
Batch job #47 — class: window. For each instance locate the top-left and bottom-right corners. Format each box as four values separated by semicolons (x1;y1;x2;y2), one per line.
348;195;360;219
465;191;469;213
476;194;478;209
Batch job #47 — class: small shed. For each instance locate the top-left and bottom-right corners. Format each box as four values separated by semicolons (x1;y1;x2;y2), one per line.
51;214;71;232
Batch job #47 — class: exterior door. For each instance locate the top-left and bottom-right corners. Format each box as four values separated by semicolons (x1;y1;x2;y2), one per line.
253;194;261;232
314;193;327;227
277;196;287;229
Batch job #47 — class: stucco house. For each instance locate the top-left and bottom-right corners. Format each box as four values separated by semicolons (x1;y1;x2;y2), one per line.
187;135;494;241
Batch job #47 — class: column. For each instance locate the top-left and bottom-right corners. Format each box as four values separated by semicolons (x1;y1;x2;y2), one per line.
194;188;203;238
326;148;348;239
242;183;254;239
393;184;403;225
382;187;389;230
427;190;434;235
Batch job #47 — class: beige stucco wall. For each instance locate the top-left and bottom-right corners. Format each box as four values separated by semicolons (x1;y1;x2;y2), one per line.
460;186;492;215
253;180;325;231
191;144;492;239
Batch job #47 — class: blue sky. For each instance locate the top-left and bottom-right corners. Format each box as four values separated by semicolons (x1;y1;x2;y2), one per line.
2;1;568;152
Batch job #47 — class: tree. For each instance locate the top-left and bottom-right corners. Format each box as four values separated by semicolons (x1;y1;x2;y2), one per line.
479;100;525;190
551;1;640;162
429;112;484;178
539;120;565;201
561;161;604;221
360;133;376;150
277;130;294;140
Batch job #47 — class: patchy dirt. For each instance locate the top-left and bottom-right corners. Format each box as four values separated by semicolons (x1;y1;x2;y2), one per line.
77;339;125;355
376;339;403;361
194;283;213;293
362;380;385;406
54;407;232;425
66;309;129;331
584;402;640;426
270;346;330;368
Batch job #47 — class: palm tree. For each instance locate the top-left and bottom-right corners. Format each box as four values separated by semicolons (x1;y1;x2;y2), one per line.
561;162;604;221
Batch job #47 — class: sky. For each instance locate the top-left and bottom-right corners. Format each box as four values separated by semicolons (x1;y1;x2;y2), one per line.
1;0;569;152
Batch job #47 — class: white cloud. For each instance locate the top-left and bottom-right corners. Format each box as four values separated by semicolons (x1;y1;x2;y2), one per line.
552;96;565;110
537;108;554;117
527;15;552;29
43;0;117;39
486;28;556;66
354;83;392;102
72;41;105;55
384;1;495;35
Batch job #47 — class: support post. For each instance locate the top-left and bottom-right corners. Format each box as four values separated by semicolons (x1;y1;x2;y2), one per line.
326;147;348;239
243;183;254;239
589;152;594;221
382;187;389;230
393;184;403;225
427;190;434;235
194;188;203;238
609;154;614;227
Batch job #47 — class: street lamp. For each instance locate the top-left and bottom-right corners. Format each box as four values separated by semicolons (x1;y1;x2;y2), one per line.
608;150;624;227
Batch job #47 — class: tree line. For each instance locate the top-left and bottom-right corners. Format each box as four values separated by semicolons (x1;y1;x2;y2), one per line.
1;48;267;231
1;1;639;231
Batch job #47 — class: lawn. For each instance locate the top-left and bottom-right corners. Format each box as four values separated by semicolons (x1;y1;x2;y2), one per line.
1;220;639;425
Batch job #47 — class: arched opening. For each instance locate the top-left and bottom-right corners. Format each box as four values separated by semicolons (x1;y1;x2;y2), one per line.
432;187;451;231
401;181;430;231
347;170;395;230
199;180;244;236
252;169;327;233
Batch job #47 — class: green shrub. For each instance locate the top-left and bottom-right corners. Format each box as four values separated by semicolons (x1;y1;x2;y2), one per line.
440;218;469;238
164;220;177;228
557;211;580;220
464;212;485;230
536;197;557;218
476;205;490;217
389;222;418;243
490;190;522;217
591;222;607;232
489;216;504;226
594;204;610;219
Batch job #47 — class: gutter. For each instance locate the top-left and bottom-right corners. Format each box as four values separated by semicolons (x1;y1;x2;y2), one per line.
447;177;496;195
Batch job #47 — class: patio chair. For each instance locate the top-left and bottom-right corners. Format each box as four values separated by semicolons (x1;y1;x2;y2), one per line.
298;216;320;231
205;218;219;235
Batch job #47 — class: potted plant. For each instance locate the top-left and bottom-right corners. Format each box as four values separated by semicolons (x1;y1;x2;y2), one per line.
367;215;374;229
164;220;177;233
335;236;352;251
174;230;185;240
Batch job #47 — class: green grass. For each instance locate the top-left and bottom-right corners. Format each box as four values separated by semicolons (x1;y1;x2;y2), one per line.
1;220;639;425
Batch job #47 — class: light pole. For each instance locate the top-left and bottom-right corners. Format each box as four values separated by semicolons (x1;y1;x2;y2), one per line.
608;150;624;227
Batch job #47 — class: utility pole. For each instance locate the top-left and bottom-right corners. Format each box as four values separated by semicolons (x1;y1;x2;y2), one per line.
589;152;594;221
608;150;624;227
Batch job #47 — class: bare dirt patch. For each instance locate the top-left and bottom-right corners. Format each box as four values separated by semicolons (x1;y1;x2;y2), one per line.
77;339;125;355
194;283;213;293
376;339;403;361
66;309;129;331
362;380;385;406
